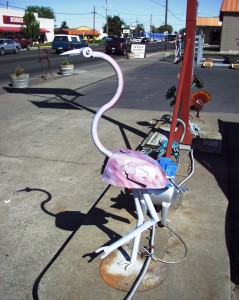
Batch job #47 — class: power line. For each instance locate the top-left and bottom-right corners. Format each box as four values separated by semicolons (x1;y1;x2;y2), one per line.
55;12;91;16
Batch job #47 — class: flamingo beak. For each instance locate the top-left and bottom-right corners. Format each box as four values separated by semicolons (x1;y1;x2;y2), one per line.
60;48;83;56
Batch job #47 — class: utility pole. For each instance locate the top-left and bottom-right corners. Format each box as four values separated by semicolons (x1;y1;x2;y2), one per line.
105;0;108;36
163;0;168;51
92;5;96;44
150;14;152;41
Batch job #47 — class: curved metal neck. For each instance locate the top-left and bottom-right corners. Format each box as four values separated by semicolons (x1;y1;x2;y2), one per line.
90;51;124;158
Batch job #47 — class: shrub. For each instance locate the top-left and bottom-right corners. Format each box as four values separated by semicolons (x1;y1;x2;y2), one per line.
15;65;24;77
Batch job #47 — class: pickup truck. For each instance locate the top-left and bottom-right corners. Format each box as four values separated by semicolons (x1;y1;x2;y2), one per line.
6;36;33;50
52;34;88;54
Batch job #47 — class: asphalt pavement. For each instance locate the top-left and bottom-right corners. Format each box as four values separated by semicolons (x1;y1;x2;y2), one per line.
0;49;238;300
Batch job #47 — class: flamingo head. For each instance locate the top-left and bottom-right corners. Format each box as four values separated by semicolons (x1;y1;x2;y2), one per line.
60;47;92;57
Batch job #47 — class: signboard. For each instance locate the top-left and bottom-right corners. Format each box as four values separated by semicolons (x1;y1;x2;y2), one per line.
123;29;130;34
131;44;146;58
3;15;24;25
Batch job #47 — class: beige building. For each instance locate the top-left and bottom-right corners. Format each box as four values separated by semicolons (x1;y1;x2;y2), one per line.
196;17;222;45
196;0;239;52
220;0;239;51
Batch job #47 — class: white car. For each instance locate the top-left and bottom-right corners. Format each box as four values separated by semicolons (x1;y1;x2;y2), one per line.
130;37;143;44
0;38;21;55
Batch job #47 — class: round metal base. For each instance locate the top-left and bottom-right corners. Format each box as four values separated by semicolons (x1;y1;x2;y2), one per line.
100;250;167;292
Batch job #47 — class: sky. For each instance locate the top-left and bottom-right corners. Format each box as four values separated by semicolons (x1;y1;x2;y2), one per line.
0;0;223;33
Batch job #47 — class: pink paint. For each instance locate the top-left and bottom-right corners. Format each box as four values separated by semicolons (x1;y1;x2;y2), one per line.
102;149;167;189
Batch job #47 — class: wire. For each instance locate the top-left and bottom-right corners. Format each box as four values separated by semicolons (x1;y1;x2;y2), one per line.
153;224;188;264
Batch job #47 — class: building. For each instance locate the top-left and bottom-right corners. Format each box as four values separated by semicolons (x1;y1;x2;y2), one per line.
196;17;222;45
54;26;100;42
220;0;239;51
0;7;54;42
196;0;239;52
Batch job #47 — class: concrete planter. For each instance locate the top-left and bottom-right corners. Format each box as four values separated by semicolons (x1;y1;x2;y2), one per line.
59;64;74;76
10;73;29;88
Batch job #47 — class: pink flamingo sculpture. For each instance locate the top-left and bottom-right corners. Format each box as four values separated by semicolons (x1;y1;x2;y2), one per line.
61;47;177;265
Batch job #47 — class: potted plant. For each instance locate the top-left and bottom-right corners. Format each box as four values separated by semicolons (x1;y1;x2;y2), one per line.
59;58;74;75
10;65;29;88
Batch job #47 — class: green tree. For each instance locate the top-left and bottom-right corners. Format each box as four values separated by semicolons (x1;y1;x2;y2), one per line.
179;28;186;35
25;6;55;20
104;15;124;36
20;12;40;41
135;23;145;37
60;21;69;29
151;25;158;33
158;24;173;33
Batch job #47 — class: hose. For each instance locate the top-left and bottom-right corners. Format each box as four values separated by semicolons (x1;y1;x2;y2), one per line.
124;224;156;300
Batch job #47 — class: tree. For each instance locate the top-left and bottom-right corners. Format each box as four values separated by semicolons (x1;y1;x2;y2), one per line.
151;25;158;33
25;6;55;20
21;12;40;41
135;23;145;37
103;15;124;36
60;21;69;29
158;24;173;33
179;28;186;35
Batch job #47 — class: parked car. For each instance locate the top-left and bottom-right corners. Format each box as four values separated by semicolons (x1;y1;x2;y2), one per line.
52;34;88;54
141;37;150;44
105;37;130;55
130;37;143;44
6;36;33;50
0;38;21;55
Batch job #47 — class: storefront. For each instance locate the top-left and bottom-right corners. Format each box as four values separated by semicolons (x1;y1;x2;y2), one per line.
0;8;54;42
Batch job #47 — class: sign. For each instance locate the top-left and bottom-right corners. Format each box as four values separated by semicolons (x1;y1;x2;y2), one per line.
3;15;24;25
123;29;130;34
131;44;146;58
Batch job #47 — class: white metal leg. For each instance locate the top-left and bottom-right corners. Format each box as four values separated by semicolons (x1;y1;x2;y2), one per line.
130;189;144;265
95;191;159;260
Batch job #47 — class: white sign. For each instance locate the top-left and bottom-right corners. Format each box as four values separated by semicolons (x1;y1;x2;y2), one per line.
131;44;146;58
123;29;130;34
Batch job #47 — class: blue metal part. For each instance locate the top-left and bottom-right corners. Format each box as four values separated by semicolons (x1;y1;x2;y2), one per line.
156;140;180;160
159;157;178;178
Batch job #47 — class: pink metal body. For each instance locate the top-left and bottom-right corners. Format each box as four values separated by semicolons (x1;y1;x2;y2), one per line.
102;148;166;189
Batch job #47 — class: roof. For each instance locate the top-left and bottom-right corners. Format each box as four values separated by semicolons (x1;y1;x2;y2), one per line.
55;28;100;36
196;17;222;27
76;26;92;31
220;0;239;12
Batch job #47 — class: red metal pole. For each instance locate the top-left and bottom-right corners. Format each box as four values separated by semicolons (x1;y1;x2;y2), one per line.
174;0;197;144
165;39;191;157
165;0;197;157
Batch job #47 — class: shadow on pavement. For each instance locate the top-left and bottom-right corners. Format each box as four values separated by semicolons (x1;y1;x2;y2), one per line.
17;186;131;300
194;119;239;285
221;120;239;285
3;87;81;96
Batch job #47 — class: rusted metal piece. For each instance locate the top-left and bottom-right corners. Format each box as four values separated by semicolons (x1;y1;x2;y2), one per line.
100;250;167;292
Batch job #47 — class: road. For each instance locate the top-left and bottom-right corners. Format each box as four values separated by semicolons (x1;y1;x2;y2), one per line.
0;42;172;87
1;41;239;114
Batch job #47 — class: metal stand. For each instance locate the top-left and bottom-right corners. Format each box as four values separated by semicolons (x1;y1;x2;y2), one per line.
100;248;167;292
38;47;54;79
